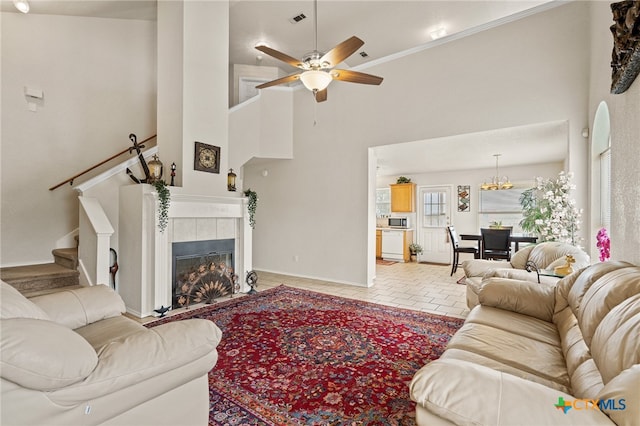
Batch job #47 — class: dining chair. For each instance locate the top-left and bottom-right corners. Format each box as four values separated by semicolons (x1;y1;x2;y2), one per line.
480;228;512;261
447;225;480;276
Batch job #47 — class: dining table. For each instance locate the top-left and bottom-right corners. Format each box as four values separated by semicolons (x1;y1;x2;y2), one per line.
459;233;538;258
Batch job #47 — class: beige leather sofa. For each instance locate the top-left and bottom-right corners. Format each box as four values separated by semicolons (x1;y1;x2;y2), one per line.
410;261;639;426
463;241;591;309
0;280;222;426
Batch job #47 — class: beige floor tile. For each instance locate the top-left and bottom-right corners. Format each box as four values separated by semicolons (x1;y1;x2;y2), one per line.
252;262;469;319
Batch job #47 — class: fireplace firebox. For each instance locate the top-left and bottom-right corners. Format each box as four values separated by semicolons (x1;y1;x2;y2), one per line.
172;239;238;309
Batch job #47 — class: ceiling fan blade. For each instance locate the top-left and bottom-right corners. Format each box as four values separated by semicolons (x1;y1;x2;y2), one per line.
255;73;302;89
255;45;304;68
330;69;383;85
320;36;364;67
314;88;328;103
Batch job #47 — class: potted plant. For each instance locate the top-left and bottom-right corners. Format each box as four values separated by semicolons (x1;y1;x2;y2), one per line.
519;171;582;245
409;243;423;262
396;176;412;184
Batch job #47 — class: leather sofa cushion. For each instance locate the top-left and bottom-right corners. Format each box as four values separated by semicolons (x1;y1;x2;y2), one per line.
0;280;49;321
462;259;509;278
575;264;640;348
445;320;570;388
591;293;640;384
464;305;559;346
410;358;612;426
0;318;98;390
597;364;640;426
48;319;222;405
30;285;125;330
478;278;556;322
510;244;536;269
75;315;147;352
441;348;571;393
527;241;590;270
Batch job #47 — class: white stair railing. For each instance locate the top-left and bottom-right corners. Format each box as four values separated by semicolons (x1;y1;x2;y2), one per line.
78;196;114;286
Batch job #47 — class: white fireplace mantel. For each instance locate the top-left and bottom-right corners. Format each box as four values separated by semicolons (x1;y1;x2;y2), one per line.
118;184;252;318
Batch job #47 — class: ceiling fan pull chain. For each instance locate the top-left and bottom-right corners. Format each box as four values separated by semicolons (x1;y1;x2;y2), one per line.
313;91;318;126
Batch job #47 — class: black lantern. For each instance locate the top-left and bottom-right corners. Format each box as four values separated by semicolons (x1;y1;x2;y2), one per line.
170;162;176;186
227;168;237;191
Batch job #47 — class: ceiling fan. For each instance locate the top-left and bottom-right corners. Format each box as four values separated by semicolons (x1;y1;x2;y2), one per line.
254;0;383;103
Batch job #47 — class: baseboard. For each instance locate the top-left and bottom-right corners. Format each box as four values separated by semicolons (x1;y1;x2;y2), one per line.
254;268;370;288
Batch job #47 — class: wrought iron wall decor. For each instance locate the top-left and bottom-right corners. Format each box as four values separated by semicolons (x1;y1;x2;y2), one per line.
458;185;470;212
194;142;220;174
610;1;640;94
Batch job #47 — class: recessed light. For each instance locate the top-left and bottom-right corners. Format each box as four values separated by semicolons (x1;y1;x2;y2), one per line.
13;0;30;13
430;27;447;40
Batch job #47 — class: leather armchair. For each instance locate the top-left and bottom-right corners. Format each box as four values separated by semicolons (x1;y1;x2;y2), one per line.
462;241;590;309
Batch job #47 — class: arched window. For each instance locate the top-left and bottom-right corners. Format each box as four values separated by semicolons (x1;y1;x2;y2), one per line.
592;101;611;229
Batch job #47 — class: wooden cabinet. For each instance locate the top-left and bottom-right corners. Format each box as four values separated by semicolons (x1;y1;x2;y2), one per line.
390;183;416;212
376;230;382;258
402;230;414;263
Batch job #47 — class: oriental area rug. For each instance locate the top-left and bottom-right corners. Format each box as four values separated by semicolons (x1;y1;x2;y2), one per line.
147;285;464;425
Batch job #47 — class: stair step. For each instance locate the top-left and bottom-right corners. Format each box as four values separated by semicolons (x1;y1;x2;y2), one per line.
1;263;79;295
22;285;84;298
52;247;78;270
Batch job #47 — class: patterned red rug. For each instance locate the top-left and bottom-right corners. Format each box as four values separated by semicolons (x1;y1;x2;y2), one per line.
147;285;464;425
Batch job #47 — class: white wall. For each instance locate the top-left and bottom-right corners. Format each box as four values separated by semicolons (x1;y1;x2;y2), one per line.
230;64;283;107
180;1;230;196
588;2;640;264
1;12;156;266
243;2;591;286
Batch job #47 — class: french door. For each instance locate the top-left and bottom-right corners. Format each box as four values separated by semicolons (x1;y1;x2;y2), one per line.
417;186;452;264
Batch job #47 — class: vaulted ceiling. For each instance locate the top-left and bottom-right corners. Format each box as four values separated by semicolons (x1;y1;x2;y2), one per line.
1;0;564;174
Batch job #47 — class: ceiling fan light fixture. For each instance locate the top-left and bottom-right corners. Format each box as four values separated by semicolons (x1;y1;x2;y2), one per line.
13;0;29;13
300;70;332;92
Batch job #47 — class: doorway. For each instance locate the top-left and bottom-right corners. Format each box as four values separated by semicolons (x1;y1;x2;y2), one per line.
417;185;452;264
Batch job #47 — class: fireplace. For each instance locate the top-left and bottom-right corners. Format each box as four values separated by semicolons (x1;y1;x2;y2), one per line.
118;185;253;318
172;239;238;309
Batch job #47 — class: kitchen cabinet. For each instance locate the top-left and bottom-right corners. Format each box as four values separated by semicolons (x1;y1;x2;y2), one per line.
381;229;414;262
376;230;382;258
390;183;416;212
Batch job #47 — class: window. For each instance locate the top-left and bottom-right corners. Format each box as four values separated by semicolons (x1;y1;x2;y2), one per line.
376;188;391;217
422;190;447;227
600;147;611;228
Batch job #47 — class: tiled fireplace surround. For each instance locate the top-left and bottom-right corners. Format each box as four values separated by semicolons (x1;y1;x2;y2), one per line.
119;185;252;318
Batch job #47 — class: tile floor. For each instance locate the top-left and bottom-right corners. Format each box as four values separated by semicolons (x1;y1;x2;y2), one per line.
141;261;470;323
257;261;470;319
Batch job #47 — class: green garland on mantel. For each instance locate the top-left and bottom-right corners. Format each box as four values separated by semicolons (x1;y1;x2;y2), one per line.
153;181;171;233
243;189;257;229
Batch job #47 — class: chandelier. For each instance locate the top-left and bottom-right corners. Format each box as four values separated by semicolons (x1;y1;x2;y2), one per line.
481;154;513;190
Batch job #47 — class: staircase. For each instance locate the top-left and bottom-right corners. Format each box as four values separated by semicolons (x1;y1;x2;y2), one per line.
1;248;81;297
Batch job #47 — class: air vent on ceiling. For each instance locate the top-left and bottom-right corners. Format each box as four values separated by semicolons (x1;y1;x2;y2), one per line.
289;13;306;24
359;51;369;58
